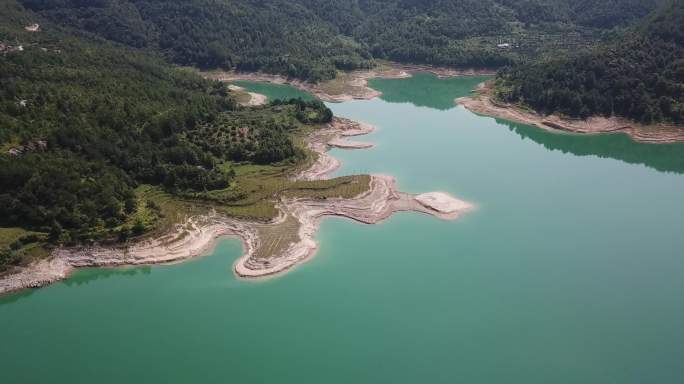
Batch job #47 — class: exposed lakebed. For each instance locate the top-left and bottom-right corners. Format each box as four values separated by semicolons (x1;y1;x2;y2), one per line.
2;73;684;383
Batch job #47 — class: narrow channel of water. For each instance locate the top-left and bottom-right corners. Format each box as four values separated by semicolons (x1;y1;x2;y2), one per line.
2;73;683;383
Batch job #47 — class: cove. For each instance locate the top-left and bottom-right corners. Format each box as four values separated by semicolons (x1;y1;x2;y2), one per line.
1;73;684;383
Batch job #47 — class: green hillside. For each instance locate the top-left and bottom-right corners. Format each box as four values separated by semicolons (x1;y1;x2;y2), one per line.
495;0;684;123
19;0;665;80
0;1;334;271
2;0;680;272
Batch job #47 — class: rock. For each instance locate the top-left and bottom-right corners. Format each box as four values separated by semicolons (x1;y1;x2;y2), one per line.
415;192;471;214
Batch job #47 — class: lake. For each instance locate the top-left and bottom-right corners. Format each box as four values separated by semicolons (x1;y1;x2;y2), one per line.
2;73;683;383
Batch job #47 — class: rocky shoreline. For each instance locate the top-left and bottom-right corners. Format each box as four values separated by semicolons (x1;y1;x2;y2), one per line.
204;62;495;103
295;117;376;181
205;69;403;102
456;82;684;144
0;116;472;295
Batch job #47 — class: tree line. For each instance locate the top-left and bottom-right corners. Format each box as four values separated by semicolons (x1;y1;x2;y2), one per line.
20;0;664;80
495;0;684;123
0;3;334;271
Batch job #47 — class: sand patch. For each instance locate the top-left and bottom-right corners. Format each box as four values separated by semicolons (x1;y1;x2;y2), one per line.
204;62;495;103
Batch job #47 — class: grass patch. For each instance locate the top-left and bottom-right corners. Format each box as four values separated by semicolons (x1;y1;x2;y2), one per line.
0;227;48;274
195;171;370;221
317;71;364;97
0;227;35;249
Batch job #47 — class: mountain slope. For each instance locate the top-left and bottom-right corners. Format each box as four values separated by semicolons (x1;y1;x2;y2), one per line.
20;0;665;80
20;0;375;81
495;0;684;123
0;1;332;271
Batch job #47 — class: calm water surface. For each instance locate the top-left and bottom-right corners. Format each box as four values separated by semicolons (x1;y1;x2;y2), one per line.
2;73;684;383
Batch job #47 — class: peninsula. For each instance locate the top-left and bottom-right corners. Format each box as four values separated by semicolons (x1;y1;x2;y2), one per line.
457;83;684;144
0;115;472;294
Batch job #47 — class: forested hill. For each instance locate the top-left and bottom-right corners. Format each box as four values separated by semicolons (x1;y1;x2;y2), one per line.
19;0;665;81
19;0;375;82
495;0;684;124
0;1;333;270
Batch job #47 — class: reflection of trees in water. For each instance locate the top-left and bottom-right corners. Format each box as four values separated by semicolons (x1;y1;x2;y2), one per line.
370;74;490;111
501;118;684;174
65;266;152;287
0;266;154;306
0;288;36;306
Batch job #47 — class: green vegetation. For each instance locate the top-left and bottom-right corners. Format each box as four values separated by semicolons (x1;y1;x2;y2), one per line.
495;0;684;124
19;0;664;80
0;227;47;272
1;0;679;273
19;0;374;82
0;1;366;273
0;12;234;239
186;99;332;166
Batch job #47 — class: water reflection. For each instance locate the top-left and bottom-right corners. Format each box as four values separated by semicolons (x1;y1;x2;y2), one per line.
0;269;141;306
370;73;684;174
64;266;152;287
500;118;684;174
1;75;684;384
369;73;490;110
0;288;36;306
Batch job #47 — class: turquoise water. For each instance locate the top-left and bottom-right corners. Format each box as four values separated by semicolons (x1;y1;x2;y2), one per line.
2;73;684;383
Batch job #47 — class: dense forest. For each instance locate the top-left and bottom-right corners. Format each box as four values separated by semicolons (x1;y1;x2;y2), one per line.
2;0;681;271
495;0;684;123
19;0;665;80
0;1;332;270
19;0;375;82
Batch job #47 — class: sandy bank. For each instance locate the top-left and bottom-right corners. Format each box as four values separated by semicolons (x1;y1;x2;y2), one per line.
206;70;393;102
390;63;495;79
327;138;374;149
294;117;376;181
1;110;472;294
204;62;494;103
245;92;268;107
456;82;684;144
228;84;268;107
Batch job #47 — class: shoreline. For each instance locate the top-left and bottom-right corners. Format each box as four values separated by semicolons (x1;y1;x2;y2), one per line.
456;82;684;144
204;62;495;103
227;84;268;106
0;116;472;294
294;117;376;180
